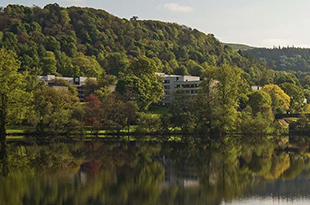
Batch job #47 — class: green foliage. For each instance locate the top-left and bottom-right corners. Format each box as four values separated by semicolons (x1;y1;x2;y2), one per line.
247;90;272;114
280;83;305;112
1;4;305;136
102;52;129;76
29;85;79;134
275;71;300;85
72;53;103;77
135;113;161;133
289;114;310;134
168;94;196;133
201;65;248;134
261;84;291;114
41;51;57;75
162;64;266;135
239;106;274;135
247;47;310;72
0;49;30;139
0;4;271;84
116;57;163;110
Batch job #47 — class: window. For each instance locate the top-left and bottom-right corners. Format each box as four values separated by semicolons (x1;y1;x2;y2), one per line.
164;80;170;84
164;85;170;89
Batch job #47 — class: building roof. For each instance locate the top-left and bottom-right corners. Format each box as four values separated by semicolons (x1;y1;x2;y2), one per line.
155;72;200;81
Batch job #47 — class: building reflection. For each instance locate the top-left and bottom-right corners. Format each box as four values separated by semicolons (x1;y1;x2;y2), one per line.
161;157;199;188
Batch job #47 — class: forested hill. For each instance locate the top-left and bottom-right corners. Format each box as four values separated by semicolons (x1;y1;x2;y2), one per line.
246;47;310;72
0;4;269;84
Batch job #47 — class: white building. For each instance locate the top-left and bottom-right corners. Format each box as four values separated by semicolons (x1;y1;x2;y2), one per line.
39;75;97;101
156;73;202;104
251;85;262;91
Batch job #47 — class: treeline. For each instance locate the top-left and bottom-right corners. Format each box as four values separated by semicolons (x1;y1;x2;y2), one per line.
2;4;310;137
0;3;272;85
245;47;310;96
246;47;310;72
0;49;165;139
3;47;310;138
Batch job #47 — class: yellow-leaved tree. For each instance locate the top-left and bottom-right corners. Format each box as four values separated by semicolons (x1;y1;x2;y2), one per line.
261;84;290;114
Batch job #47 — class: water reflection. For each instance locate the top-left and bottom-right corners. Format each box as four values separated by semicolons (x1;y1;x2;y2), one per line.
1;137;310;205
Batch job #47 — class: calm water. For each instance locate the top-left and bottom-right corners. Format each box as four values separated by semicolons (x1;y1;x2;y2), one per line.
1;137;310;205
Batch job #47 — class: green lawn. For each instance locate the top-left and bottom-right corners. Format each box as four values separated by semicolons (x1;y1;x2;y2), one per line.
7;126;25;134
6;136;25;141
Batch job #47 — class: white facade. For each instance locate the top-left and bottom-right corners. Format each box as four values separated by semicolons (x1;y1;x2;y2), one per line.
251;85;262;91
39;75;97;101
156;73;202;104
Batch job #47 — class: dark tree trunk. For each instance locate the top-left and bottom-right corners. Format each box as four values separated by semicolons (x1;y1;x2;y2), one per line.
0;94;7;142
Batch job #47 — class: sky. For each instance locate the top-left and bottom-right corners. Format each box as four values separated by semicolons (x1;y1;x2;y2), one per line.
1;0;310;48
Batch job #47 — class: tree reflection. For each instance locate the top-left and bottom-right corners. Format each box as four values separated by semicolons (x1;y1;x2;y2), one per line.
0;140;9;176
1;137;310;205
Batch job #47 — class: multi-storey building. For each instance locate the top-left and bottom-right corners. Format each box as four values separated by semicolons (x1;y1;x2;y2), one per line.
39;75;97;101
156;73;202;105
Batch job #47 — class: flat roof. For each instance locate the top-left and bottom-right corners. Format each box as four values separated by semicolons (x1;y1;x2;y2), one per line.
155;72;200;78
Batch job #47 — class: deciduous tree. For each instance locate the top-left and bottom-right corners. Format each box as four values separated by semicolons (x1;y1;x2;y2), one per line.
0;49;28;141
261;84;290;114
116;57;163;110
280;83;305;112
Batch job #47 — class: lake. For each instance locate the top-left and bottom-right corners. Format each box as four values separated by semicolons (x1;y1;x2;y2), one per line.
1;136;310;205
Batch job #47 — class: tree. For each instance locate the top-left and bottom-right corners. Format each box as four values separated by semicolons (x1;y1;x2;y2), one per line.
169;93;196;134
239;91;274;134
41;51;57;75
275;71;300;85
72;53;103;77
30;86;79;133
300;76;310;89
116;57;163;110
247;90;272;115
200;65;248;134
0;49;28;141
261;84;290;114
111;100;138;133
130;16;139;21
102;53;129;76
83;79;99;97
174;65;189;75
280;83;305;112
60;34;77;57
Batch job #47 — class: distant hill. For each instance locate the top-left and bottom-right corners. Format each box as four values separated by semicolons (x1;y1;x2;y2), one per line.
0;3;269;84
222;43;257;51
245;47;310;72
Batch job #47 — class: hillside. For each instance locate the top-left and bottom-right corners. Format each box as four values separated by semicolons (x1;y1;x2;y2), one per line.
0;4;270;85
246;47;310;73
